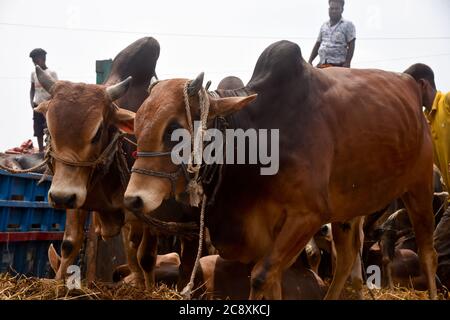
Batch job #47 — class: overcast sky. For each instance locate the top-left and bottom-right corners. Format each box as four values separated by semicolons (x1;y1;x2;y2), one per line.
0;0;449;151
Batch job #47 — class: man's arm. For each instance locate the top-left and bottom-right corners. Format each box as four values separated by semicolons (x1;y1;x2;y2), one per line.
343;39;356;68
30;82;35;109
309;41;321;65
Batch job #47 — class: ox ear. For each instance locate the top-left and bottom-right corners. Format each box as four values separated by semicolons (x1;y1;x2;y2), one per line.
113;107;135;134
48;243;61;274
34;100;50;117
208;94;257;118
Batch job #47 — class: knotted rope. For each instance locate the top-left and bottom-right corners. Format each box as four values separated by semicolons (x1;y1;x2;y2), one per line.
179;79;211;299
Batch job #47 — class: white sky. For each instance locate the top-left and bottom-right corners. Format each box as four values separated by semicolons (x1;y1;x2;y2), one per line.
0;0;449;151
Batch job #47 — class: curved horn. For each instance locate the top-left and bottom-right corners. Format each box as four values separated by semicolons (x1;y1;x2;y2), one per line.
205;80;212;91
35;65;56;94
147;76;158;94
187;72;204;96
106;76;132;101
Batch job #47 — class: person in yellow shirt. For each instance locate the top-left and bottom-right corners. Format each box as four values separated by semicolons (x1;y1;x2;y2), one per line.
404;63;450;289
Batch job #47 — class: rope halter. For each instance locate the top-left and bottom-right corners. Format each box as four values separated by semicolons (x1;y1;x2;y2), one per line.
132;75;212;299
132;76;211;207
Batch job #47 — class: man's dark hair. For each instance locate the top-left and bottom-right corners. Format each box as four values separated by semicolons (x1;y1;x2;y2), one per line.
329;0;345;6
404;63;436;90
29;48;47;58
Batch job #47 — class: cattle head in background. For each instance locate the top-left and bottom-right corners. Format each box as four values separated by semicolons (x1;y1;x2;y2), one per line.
216;76;244;90
124;73;256;215
34;66;135;236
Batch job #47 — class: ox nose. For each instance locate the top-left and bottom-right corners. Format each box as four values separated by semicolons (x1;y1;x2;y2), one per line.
49;192;77;208
124;195;144;212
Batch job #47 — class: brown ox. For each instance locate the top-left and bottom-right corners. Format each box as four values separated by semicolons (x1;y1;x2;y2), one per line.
124;40;437;299
34;37;171;287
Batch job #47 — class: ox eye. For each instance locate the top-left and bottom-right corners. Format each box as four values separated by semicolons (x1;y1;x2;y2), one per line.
91;125;103;144
164;122;181;142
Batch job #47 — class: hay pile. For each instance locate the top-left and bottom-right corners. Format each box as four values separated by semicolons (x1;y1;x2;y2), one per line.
0;272;448;300
342;285;448;300
0;273;182;300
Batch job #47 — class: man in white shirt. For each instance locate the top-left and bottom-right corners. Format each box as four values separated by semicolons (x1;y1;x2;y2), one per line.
308;0;356;68
29;48;58;152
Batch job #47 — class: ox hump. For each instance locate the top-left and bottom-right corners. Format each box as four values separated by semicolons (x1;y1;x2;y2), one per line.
248;40;305;91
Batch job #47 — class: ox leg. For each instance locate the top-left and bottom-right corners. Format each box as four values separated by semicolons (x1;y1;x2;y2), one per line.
51;209;88;280
178;237;198;290
249;213;322;300
401;189;438;299
305;238;321;275
178;229;217;290
350;252;364;299
384;259;394;289
325;217;362;300
379;239;394;289
137;226;158;290
122;222;144;287
350;217;364;299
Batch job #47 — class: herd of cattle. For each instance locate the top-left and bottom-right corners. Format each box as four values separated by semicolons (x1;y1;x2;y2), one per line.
1;36;449;299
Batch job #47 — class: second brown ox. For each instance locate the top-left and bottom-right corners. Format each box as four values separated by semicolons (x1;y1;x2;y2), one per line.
34;37;198;289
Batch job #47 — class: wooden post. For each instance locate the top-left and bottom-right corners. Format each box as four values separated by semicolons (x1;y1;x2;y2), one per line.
85;218;98;284
84;212;126;283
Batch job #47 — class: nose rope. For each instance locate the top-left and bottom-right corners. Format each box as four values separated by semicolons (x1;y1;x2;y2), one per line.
46;131;127;188
47;131;125;168
131;167;182;197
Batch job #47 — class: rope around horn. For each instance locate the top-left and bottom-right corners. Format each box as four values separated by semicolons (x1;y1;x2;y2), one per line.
182;81;211;207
